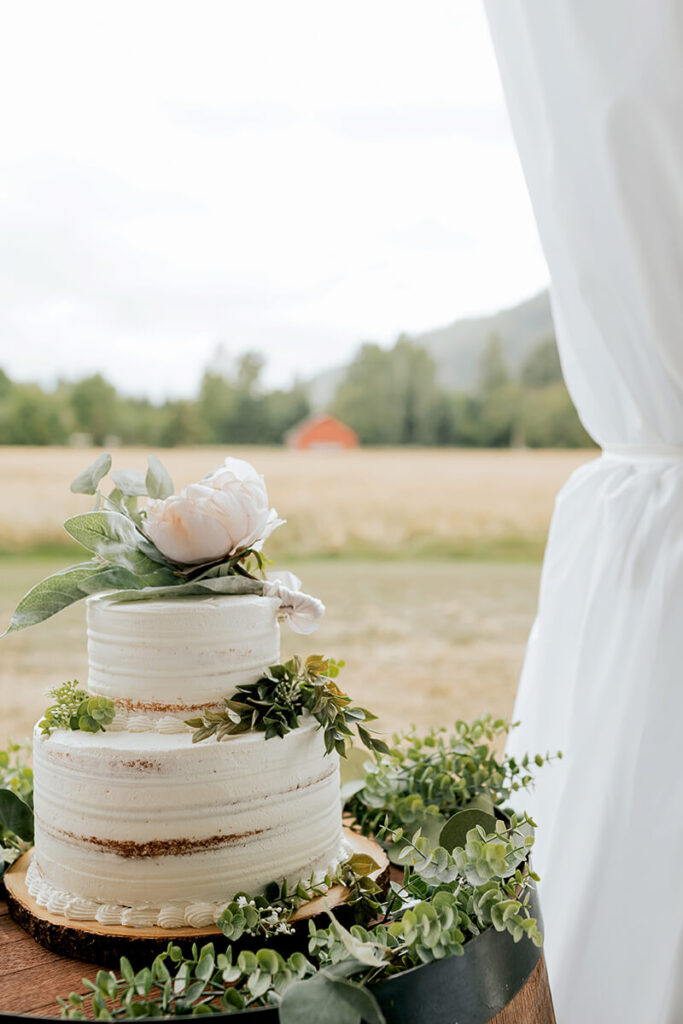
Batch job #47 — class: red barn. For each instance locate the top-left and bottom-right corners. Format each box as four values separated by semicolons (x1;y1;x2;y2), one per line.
285;413;359;451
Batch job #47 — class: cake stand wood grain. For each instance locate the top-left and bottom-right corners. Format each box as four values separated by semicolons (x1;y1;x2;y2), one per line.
3;828;389;969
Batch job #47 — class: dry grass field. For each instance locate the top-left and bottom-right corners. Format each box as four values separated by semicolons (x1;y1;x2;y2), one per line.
0;446;594;744
0;445;593;558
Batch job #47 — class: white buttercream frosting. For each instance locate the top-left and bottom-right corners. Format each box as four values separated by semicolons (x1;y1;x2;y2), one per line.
31;592;344;930
86;592;281;712
32;720;343;926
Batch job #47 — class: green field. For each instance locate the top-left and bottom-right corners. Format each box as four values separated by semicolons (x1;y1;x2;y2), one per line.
0;557;542;745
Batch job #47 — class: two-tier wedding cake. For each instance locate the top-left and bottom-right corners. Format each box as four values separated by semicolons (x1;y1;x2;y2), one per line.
5;453;381;930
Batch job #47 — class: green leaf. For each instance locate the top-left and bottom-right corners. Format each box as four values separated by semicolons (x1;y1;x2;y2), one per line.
110;469;148;497
346;853;380;877
120;957;135;984
279;974;385;1024
146;455;175;500
76;566;149;594
439;809;497;853
105;575;264;604
464;794;496;816
70;452;112;495
2;561;122;635
63;511;174;579
0;788;34;841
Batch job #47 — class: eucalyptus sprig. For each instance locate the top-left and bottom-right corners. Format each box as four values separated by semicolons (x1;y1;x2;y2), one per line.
187;655;390;758
345;713;561;840
38;681;116;736
57;941;316;1019
218;851;383;943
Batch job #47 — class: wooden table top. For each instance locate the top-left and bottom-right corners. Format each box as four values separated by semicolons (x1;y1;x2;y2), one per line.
0;898;103;1019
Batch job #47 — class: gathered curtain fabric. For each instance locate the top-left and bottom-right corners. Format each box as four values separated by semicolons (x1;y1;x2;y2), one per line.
483;2;683;1022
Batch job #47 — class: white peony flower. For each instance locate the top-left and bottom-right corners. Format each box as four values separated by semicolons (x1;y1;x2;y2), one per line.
145;456;284;565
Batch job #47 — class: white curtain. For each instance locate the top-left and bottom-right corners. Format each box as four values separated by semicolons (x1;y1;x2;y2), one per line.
483;2;683;1022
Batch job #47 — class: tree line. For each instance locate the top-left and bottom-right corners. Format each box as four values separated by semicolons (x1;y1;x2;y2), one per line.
331;334;593;448
0;334;594;448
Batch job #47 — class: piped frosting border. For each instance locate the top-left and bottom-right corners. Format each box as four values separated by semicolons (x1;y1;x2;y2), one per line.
25;845;352;930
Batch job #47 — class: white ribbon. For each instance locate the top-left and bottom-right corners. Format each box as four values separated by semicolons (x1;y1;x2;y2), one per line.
262;571;325;635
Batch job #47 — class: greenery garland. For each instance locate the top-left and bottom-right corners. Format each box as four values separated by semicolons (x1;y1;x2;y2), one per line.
14;713;559;1021
186;655;390;757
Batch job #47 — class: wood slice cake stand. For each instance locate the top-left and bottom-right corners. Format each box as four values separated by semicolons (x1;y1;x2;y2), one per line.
4;827;389;970
0;846;555;1022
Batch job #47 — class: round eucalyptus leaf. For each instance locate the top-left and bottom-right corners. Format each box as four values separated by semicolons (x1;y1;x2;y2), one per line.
463;793;496;816
388;813;444;865
439;808;497;853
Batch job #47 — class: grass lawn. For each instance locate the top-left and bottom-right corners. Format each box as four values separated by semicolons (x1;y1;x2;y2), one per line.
0;557;541;745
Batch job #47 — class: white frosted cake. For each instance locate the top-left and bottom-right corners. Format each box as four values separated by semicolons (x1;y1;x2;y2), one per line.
27;592;344;928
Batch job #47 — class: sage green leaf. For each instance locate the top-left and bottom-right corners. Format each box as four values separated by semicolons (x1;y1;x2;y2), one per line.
2;561;116;635
110;468;148;497
0;788;34;841
439;809;497;853
279;973;385;1024
388;813;443;865
105;576;263;604
63;511;172;578
464;794;496;816
76;566;149;594
70;452;112;495
146;454;174;499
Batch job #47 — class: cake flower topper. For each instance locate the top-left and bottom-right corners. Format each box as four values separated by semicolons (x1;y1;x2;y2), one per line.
2;452;324;637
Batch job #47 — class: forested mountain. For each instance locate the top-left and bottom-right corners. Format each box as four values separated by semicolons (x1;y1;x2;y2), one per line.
307;290;553;408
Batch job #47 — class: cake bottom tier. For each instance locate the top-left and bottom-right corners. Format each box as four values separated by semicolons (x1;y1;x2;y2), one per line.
31;719;344;928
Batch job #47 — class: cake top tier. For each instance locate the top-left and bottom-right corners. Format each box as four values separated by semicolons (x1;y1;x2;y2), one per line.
86;592;281;727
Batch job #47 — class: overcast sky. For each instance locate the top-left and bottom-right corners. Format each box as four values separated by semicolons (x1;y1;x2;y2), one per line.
0;1;548;400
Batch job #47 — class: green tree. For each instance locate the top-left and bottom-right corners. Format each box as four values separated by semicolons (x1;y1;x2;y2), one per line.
157;400;204;447
522;382;594;448
332;338;440;445
236;352;265;394
521;337;563;388
196;371;237;443
0;385;70;444
69;374;118;445
479;334;510;394
262;385;310;443
332;343;402;443
476;335;521;446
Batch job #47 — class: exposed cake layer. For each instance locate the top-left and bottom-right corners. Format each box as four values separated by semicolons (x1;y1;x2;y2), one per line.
32;718;343;920
86;593;280;716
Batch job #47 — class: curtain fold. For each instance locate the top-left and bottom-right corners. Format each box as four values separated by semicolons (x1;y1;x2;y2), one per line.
483;2;683;1021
